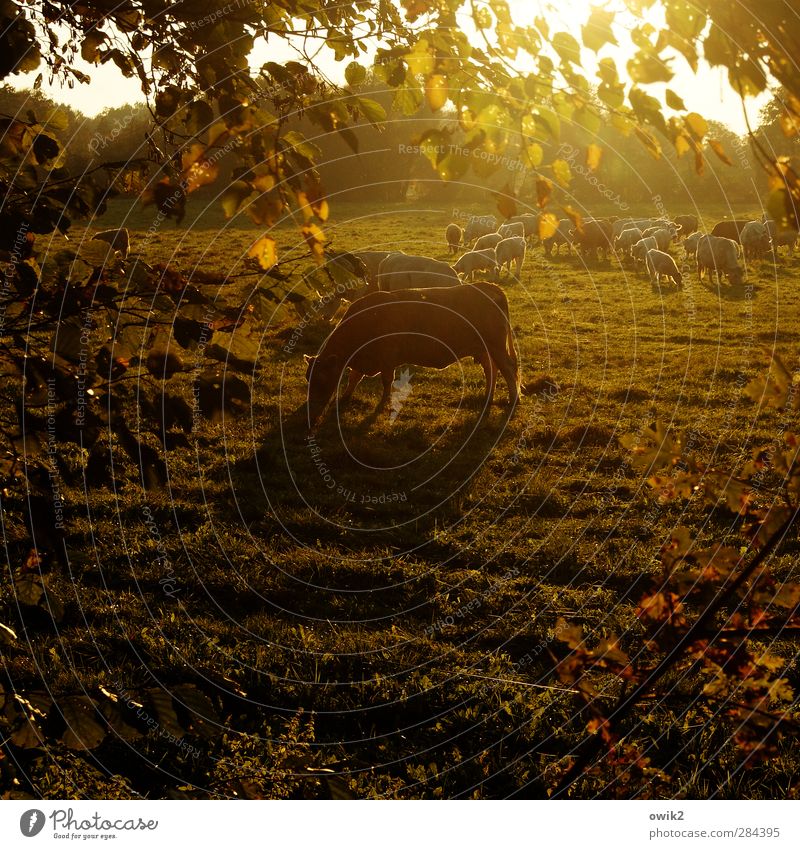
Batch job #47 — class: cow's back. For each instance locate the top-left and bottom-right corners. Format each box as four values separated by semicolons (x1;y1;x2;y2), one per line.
324;283;510;373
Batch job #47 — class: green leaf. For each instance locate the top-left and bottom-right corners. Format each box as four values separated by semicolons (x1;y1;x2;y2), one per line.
582;8;616;53
345;61;367;87
627;50;673;84
552;32;581;65
356;97;387;125
665;89;686;111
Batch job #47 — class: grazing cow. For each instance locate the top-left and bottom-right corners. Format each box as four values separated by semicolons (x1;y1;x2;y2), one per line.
304;282;521;428
542;219;574;257
651;227;677;252
762;215;778;241
507;213;539;243
774;230;799;256
453;248;499;281
646;249;682;287
673;215;698;239
464;216;498;243
614;227;643;256
697;235;744;286
378;253;459;291
446;223;463;255
355;250;403;287
572;219;614;261
474;232;503;252
683;232;703;258
612;218;636;239
498;221;524;240
496;236;526;278
632;236;658;264
92;227;130;258
740;221;772;261
711;220;752;242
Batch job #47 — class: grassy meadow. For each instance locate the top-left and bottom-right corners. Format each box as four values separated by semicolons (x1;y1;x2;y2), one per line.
4;195;800;800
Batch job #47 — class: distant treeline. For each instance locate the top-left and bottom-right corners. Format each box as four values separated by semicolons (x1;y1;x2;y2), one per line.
0;82;791;219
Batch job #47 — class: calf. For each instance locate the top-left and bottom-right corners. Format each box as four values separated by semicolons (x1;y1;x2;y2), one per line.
645;249;682;286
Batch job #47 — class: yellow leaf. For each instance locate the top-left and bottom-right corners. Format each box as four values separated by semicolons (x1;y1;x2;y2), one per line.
552;158;571;187
585;143;602;171
302;224;327;264
684;111;708;140
674;133;690;158
537;212;559;240
708;138;733;166
523;142;543;168
425;74;448;112
248;235;278;270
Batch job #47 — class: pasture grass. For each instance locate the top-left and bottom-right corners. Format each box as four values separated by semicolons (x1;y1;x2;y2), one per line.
4;197;800;798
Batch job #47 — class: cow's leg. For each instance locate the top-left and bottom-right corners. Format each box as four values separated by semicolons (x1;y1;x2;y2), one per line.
378;370;394;407
339;369;363;404
480;354;497;407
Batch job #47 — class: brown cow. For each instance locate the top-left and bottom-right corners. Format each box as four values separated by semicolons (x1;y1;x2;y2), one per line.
304;282;521;428
711;220;752;242
673;215;698;239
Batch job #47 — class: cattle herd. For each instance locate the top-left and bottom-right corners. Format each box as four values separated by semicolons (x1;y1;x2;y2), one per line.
301;209;798;427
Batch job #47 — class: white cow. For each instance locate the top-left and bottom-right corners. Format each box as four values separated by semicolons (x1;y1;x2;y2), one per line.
377;253;459;290
496;236;526;278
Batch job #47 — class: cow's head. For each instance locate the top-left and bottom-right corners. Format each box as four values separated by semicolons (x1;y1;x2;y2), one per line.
728;265;744;287
304;352;342;429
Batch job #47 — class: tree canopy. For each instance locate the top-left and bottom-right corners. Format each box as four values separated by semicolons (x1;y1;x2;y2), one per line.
0;0;798;259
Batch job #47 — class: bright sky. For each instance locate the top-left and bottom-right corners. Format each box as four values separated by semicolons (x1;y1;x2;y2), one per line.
13;0;772;133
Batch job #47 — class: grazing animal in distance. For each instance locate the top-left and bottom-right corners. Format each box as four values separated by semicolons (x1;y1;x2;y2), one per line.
697;235;744;286
614;227;643;257
474;232;503;252
496;236;526;278
446;223;463;255
92;228;130;259
542;219;574;257
453;248;499;281
683;232;703;255
572;219;614;261
711;219;752;242
673;215;698;239
355;250;403;288
645;249;682;287
497;221;524;240
304;282;521;429
773;230;798;256
632;236;658;264
377;253;459;291
740;221;772;261
464;216;498;243
507;213;539;243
